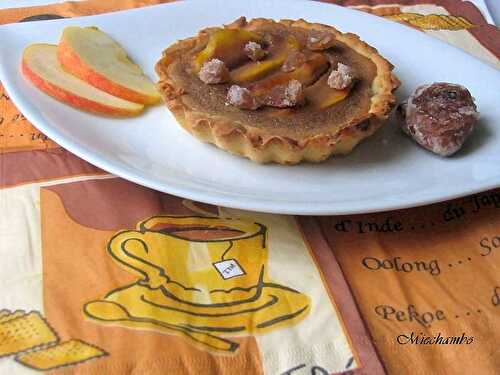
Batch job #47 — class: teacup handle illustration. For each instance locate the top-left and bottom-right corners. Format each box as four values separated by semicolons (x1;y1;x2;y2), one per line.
108;230;167;289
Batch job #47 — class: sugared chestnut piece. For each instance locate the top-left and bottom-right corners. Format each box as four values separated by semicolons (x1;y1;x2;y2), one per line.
398;82;479;156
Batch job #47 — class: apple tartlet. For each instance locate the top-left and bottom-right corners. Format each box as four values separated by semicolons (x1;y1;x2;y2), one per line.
156;17;400;164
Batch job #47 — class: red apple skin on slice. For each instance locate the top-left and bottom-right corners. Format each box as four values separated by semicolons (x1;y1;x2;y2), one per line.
58;26;160;105
22;44;144;117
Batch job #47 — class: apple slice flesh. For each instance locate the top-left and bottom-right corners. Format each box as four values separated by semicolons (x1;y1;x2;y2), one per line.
230;36;300;83
305;75;351;109
22;44;144;116
58;26;160;105
249;53;329;97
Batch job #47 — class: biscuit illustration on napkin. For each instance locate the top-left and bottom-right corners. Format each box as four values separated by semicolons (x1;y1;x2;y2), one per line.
15;339;107;371
0;310;26;324
0;309;107;371
84;214;311;353
0;311;58;357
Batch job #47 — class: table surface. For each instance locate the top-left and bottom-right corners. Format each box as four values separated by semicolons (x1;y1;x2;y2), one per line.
0;0;498;25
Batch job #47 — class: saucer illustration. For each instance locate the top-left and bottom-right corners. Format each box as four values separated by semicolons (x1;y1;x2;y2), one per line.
84;215;310;352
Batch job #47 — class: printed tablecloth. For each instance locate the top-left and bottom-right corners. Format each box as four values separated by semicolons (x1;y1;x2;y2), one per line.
0;0;499;374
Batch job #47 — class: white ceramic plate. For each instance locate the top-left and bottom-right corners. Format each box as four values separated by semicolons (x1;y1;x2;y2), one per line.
0;0;499;215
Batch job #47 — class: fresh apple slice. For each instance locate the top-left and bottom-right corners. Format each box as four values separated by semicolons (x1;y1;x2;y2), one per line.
58;26;160;105
22;44;144;116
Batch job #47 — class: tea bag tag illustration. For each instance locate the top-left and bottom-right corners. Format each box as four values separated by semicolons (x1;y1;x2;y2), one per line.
213;259;245;279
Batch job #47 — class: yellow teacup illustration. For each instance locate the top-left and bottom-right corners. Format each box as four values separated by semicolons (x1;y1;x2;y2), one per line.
84;215;310;352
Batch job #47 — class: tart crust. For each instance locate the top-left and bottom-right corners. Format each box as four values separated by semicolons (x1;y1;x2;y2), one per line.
156;18;400;164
